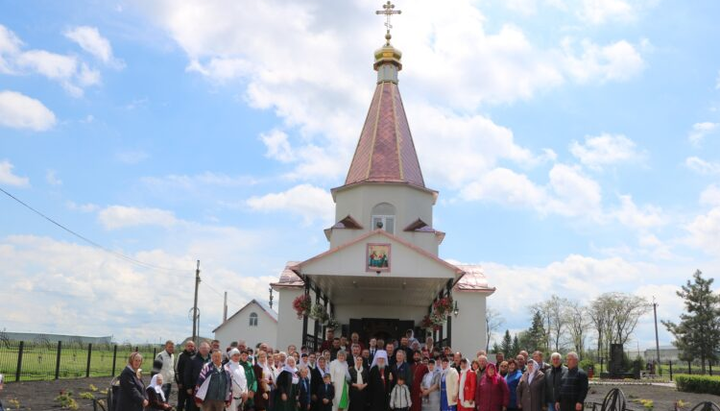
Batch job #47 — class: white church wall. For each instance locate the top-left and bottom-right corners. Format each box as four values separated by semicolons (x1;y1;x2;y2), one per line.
214;303;277;350
452;291;487;357
303;233;455;280
332;184;436;251
276;288;305;349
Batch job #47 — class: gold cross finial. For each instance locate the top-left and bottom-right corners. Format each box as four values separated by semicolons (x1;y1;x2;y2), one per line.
376;1;401;43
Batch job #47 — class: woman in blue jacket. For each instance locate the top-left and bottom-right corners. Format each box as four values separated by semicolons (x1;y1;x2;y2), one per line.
504;359;522;411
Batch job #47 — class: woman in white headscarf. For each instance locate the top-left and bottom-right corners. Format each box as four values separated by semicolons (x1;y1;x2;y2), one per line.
420;359;441;411
329;350;350;411
348;355;368;411
273;356;299;411
146;374;172;410
225;348;248;411
516;360;545;411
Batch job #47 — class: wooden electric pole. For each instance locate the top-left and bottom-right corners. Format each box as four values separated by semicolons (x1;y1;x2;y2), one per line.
192;260;201;344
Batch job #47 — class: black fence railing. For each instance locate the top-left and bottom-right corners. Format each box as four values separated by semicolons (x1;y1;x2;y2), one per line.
0;340;160;382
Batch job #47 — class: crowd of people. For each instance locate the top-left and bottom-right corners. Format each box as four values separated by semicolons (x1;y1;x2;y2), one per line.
115;330;589;411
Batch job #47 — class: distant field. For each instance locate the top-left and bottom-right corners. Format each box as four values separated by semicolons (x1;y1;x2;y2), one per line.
0;341;160;382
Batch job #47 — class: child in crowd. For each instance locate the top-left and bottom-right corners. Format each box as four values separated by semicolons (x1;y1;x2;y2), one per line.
389;375;412;411
318;373;334;411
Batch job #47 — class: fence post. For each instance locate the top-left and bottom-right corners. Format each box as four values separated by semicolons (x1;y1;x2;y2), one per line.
688;361;691;375
669;360;673;381
153;347;157;359
55;341;62;379
135;346;138;352
15;341;24;382
86;343;93;378
111;344;118;376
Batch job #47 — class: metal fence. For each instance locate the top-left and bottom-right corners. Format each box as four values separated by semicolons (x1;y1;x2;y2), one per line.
0;340;160;382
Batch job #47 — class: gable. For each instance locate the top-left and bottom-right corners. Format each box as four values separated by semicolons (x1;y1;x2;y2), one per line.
212;299;278;333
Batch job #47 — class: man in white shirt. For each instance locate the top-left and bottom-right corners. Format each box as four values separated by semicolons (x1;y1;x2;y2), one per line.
154;340;175;400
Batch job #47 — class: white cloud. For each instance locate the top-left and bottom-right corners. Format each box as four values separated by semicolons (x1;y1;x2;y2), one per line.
0;160;29;187
562;38;645;83
579;0;635;25
0;24;106;96
686;207;720;256
246;184;334;225
45;170;62;186
64;26;124;68
66;201;99;213
461;164;602;219
98;205;179;229
688;122;718;146
570;133;643;169
685;156;720;175
115;150;150;164
0;90;56;131
700;184;720;207
141;172;257;192
260;129;294;163
612;194;664;230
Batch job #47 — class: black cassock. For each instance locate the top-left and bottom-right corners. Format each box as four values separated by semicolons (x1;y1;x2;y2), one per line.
368;366;390;411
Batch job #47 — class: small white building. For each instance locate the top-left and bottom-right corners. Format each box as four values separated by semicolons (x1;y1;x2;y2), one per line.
270;31;496;356
213;299;278;350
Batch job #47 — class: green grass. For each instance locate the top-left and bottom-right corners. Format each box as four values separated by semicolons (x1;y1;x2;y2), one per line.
0;342;160;382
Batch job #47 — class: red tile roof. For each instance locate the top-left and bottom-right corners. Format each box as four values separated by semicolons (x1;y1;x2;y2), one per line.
344;81;425;189
454;265;496;293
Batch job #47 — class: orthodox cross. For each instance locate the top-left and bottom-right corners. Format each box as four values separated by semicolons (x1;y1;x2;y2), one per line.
376;1;401;34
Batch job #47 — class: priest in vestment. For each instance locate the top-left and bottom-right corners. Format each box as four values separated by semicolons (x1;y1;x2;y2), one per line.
410;351;428;411
368;350;391;411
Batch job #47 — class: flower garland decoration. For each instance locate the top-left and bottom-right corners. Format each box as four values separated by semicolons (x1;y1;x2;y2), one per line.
292;294;312;319
433;296;454;317
309;303;329;323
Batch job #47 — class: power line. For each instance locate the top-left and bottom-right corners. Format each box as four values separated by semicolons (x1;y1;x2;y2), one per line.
0;186;187;273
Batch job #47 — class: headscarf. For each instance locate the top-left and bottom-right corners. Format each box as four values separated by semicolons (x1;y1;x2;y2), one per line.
370;350;388;369
484;363;499;385
283;363;299;384
149;374;165;402
527;360;538;384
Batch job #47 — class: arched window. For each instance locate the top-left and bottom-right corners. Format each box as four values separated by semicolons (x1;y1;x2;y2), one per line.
371;203;396;234
249;312;258;327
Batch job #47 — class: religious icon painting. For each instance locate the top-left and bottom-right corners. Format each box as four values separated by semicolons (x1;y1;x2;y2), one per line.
366;243;391;272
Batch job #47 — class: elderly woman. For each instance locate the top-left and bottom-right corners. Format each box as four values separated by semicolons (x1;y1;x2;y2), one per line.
116;352;148;411
516;360;545;411
420;359;440;411
329;350;350;411
273;356;300;411
226;348;248;411
475;363;509;411
147;374;172;410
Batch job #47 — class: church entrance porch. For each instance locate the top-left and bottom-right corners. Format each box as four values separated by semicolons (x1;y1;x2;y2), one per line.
348;318;416;343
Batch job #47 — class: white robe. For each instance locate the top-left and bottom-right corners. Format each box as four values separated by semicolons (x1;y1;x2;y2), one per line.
225;361;247;411
329;359;349;411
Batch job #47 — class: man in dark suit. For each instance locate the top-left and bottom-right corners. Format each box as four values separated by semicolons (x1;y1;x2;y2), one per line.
317;373;335;411
116;352;148;411
184;341;210;411
176;340;196;411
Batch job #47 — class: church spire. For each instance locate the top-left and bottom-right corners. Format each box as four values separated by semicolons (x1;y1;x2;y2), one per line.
342;2;426;190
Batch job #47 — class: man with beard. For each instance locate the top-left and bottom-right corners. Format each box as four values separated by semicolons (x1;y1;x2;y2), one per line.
409;351;427;411
239;350;257;410
368;350;391;411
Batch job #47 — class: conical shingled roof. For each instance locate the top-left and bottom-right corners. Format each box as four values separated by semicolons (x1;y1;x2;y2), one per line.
344;80;425;188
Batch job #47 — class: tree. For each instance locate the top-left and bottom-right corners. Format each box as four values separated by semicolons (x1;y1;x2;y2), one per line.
511;335;521;358
589;292;650;365
565;300;590;355
663;270;720;374
525;311;547;352
492;342;502;354
485;308;505;352
500;330;513;357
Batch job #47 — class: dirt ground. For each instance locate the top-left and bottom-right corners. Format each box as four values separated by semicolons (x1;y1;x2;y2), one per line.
2;378;720;410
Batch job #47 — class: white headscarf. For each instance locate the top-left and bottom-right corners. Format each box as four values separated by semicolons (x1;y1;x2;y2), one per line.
528;360;539;384
370;350;388;369
283;363;299;384
149;374;165;402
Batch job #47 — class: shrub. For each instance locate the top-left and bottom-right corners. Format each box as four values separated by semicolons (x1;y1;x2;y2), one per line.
579;359;594;372
675;374;720;395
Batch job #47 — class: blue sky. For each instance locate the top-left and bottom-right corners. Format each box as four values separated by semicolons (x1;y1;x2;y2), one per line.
1;0;719;348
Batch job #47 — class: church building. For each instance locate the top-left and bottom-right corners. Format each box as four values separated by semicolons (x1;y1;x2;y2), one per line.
271;17;495;357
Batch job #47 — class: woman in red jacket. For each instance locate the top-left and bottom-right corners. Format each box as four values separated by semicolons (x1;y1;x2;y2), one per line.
475;363;509;411
458;359;476;411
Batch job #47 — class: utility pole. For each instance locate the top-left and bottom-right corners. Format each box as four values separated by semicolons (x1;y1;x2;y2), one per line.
223;291;228;323
192;260;201;344
653;296;661;365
